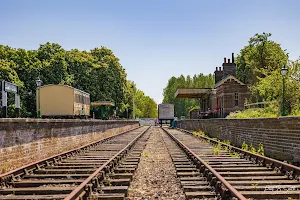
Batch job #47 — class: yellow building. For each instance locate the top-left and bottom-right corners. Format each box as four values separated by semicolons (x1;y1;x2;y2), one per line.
36;84;90;118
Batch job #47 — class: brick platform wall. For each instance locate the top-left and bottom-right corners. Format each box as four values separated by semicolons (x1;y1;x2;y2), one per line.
0;119;139;174
176;117;300;163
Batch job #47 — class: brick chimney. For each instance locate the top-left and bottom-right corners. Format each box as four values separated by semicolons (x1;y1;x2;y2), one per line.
215;66;223;84
222;54;236;78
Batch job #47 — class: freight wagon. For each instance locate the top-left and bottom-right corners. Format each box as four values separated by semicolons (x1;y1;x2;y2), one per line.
37;84;90;118
158;104;174;126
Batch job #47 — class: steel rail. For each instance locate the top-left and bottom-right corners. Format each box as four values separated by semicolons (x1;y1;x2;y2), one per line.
162;127;247;200
64;126;151;200
178;128;300;180
0;126;140;183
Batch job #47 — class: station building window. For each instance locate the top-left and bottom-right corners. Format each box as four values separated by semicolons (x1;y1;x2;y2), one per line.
234;92;239;106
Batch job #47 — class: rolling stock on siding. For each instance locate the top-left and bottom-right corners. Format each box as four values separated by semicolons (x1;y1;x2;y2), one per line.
36;84;90;118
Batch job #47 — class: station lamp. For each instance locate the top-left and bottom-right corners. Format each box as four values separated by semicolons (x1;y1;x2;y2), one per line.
281;65;288;116
36;76;43;118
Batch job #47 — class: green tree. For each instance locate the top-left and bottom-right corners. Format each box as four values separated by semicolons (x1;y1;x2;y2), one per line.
162;73;214;117
0;43;156;118
236;32;288;85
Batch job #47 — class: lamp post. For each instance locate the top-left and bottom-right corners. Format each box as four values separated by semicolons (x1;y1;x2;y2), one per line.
131;84;135;119
36;76;42;118
281;65;288;116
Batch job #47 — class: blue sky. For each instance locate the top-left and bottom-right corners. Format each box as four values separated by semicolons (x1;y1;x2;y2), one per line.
1;0;300;103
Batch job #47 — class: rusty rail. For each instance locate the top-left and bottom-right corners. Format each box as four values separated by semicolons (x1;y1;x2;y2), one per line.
178;128;300;180
0;126;140;183
162;127;247;200
64;126;150;200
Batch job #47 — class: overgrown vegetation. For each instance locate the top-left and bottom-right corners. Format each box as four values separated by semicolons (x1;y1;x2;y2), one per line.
227;32;300;118
227;102;279;118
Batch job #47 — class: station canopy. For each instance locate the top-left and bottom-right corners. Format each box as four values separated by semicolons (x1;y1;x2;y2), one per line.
174;88;215;98
91;101;115;107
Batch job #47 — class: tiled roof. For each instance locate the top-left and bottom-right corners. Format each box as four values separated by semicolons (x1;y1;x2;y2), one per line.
214;75;245;88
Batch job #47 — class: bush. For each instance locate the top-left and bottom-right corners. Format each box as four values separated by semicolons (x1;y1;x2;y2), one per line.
226;102;279;118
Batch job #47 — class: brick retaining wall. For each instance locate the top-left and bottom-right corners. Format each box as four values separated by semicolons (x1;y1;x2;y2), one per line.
176;117;300;163
0;119;139;174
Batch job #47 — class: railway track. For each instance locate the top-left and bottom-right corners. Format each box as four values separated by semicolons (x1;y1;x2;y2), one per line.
0;126;151;200
163;127;300;200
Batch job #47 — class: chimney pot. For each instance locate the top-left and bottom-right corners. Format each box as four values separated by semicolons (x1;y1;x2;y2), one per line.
232;53;235;63
216;67;218;71
228;58;230;63
219;67;221;71
224;57;226;63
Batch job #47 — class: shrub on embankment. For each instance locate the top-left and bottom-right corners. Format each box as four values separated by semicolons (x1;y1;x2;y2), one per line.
226;102;300;118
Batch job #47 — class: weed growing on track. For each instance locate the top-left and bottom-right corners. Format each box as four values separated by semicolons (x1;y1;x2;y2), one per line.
213;142;222;155
141;152;149;157
242;141;249;151
1;165;8;173
257;143;264;156
229;152;240;158
242;141;265;156
192;131;208;138
252;183;259;190
250;144;256;154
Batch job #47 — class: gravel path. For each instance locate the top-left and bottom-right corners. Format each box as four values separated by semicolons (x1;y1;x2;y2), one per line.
127;127;185;200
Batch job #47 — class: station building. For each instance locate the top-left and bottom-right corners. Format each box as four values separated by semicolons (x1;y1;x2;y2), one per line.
175;53;250;118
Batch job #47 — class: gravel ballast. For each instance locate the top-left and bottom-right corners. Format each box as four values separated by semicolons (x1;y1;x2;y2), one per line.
127;127;185;200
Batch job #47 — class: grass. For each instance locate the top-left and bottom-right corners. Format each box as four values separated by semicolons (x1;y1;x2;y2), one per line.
212;142;222;155
241;141;264;156
192;130;208;138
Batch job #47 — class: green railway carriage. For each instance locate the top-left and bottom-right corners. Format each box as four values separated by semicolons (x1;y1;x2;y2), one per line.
36;84;90;118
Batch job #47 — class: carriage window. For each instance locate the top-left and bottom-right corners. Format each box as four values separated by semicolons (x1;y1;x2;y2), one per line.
75;94;80;103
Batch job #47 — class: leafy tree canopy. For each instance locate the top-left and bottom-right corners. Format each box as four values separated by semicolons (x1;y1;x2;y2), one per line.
0;43;157;118
162;73;214;117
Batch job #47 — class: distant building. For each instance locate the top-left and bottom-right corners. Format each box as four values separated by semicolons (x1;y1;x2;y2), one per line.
175;53;250;118
213;54;250;117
